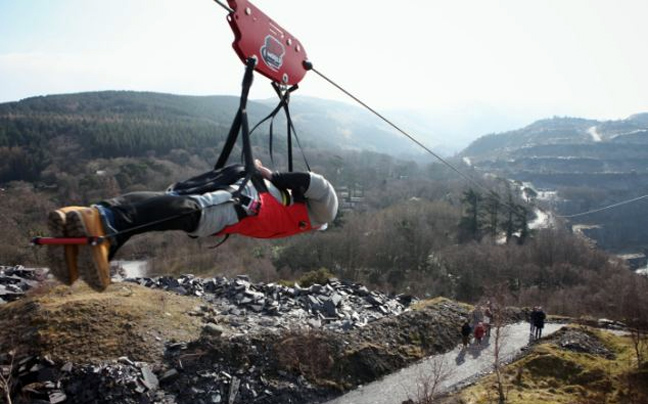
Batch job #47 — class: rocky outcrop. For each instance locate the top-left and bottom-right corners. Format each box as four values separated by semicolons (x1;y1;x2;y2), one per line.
0;270;470;404
548;327;616;359
0;265;47;304
125;274;414;333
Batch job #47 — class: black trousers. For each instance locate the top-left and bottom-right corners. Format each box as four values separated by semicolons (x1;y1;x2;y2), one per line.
99;192;202;259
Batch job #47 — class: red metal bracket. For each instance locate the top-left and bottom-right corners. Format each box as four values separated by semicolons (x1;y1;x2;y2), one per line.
31;236;107;246
226;0;308;85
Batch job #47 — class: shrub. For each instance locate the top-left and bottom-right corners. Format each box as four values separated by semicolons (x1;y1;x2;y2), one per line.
298;267;335;287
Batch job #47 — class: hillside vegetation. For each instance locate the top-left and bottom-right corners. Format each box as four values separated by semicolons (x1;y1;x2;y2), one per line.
447;326;648;404
1;92;647;325
0;91;420;185
1;92;648;404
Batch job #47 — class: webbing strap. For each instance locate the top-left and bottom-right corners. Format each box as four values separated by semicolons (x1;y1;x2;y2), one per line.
215;58;255;170
280;91;311;173
215;57;268;197
249;83;296;169
248;83;311;173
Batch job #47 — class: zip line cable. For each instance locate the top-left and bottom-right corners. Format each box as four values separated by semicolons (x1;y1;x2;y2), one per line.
310;67;648;221
309;67;494;196
207;2;647;224
308;66;531;218
557;194;648;219
213;0;233;13
209;3;521;215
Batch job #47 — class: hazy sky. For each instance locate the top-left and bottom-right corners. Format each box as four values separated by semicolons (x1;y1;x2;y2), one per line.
1;0;647;121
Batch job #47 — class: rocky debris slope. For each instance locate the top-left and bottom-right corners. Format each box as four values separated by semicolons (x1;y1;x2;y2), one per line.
0;265;47;304
545;326;616;359
125;274;414;333
0;268;470;404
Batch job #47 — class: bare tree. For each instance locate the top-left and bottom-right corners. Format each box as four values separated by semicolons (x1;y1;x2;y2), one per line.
621;275;648;369
484;284;513;404
405;356;453;404
0;349;15;404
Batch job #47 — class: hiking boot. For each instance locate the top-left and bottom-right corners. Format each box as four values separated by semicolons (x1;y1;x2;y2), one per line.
47;207;84;285
66;207;112;292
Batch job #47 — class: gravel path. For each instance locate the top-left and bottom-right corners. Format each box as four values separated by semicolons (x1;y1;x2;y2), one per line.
323;322;563;404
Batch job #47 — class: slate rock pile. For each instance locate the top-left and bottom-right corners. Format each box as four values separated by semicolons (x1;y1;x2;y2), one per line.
0;265;46;304
156;338;334;404
1;348;332;404
1;271;418;403
555;328;616;359
125;274;415;333
0;354;68;404
1;353;170;404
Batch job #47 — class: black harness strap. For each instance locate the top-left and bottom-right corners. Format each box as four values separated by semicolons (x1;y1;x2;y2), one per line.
248;83;311;173
212;55;314;213
270;83;311;173
281;92;311;173
215;57;256;171
214;57;267;196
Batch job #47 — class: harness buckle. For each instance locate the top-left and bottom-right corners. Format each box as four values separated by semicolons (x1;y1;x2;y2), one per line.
236;195;261;216
246;200;261;216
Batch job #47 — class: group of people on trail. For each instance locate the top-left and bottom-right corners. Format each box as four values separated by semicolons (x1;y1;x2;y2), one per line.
461;304;547;348
460;303;493;348
460;319;486;349
529;306;546;339
46;160;338;292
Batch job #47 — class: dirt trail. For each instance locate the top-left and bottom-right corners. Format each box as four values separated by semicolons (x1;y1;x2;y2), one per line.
323;323;563;404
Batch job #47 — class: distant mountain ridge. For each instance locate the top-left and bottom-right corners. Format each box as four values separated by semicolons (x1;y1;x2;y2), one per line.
463;115;648;161
462;115;648;177
460;114;648;255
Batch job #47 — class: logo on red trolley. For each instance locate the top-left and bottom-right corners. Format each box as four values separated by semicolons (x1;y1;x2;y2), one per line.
261;35;285;71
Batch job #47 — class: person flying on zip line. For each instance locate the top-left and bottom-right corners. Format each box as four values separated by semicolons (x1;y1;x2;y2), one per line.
46;159;338;292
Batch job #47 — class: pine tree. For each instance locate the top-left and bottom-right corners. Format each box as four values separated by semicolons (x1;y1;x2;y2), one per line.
458;188;482;243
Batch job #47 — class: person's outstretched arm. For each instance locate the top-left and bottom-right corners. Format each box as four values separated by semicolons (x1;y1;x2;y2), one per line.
256;159;310;196
255;160;338;226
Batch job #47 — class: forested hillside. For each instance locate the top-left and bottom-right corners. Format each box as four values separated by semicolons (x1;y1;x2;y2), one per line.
0;91;423;185
0;92;645;325
0;91;450;282
0;92;266;184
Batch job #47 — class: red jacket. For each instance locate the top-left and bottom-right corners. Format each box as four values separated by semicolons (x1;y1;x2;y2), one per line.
218;191;314;238
474;323;485;339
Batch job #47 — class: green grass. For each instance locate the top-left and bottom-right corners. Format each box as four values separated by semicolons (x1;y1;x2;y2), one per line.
457;325;648;404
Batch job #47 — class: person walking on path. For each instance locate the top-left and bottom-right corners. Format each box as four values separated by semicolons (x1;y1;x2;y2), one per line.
474;322;486;345
533;307;546;339
529;306;539;336
471;306;484;328
461;320;472;349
